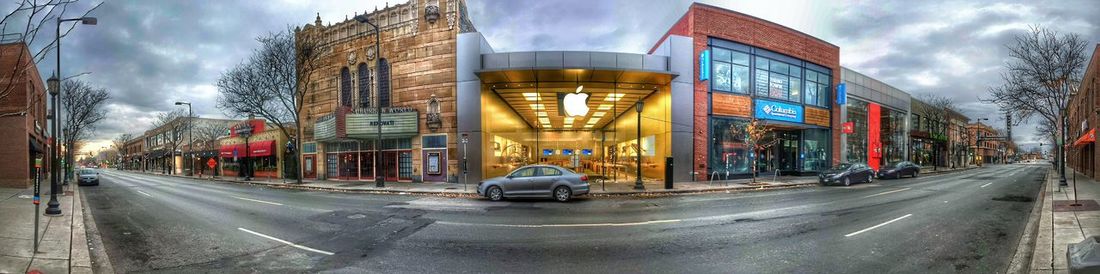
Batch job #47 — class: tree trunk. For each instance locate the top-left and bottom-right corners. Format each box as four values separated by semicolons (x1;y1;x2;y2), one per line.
296;126;303;184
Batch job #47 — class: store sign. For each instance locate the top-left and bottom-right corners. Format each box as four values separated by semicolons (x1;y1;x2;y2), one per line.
754;99;803;123
346;111;420;139
836;83;847;105
842;122;854;134
699;49;710;81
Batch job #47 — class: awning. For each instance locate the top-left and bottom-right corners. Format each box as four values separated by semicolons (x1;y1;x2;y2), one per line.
1074;129;1095;147
219;140;275;158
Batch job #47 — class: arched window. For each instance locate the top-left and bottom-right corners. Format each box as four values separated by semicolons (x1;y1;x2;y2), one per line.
339;67;352;107
357;63;370;108
377;58;391;107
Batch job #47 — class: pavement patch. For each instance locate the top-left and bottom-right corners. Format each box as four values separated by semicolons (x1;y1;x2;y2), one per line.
991;195;1034;203
1053;200;1100;212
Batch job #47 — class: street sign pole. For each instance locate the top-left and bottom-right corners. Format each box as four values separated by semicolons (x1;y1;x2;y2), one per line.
462;134;468;193
33;158;41;252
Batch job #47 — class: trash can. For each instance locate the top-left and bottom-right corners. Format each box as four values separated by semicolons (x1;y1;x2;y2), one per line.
1068;235;1100;273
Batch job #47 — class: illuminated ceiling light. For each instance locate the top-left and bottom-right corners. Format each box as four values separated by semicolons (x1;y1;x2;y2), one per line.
564;124;573;128
597;104;613;110
564;117;575;124
522;93;542;101
584;124;594;128
530;104;546;110
604;93;625;101
592;111;606;117
536;111;548;117
539;117;550;124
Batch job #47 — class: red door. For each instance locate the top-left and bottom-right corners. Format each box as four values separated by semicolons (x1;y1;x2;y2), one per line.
383;151;398;182
303;155;316;179
338;152;358;180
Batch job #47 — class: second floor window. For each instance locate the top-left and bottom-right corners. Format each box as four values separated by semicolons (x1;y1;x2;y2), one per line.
340;67;352;107
357;63;370;108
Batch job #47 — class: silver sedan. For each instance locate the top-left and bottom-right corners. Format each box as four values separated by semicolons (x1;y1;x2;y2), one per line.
477;164;590;202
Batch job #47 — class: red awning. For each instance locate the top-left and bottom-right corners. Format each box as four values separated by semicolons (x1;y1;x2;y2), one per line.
219;140;276;158
1074;129;1095;148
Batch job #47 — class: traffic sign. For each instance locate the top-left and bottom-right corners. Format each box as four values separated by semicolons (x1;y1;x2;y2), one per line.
207;159;217;169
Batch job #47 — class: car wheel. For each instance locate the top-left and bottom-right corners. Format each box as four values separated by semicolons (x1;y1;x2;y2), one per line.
843;177;851;186
554;186;572;202
913;171;919;178
487;186;504;201
868;174;874;183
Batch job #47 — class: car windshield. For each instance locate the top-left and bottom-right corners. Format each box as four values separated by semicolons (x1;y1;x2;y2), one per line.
834;163;853;170
80;169;95;174
884;162;902;168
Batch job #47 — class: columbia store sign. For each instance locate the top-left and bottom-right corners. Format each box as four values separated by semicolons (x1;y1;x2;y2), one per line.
754;99;803;123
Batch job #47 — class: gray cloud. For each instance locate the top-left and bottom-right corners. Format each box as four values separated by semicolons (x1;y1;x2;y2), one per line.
16;0;1097;152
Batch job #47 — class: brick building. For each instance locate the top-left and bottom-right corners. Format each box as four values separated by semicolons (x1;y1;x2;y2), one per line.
297;0;472;182
0;42;48;188
1067;44;1100;178
121;135;144;171
649;3;842;178
967;122;998;165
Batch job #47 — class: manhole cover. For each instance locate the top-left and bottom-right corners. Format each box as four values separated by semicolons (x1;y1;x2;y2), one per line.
1054;200;1100;212
347;214;367;219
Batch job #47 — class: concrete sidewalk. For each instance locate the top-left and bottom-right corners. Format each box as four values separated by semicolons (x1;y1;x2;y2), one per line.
1026;167;1100;273
0;184;96;274
127;165;978;197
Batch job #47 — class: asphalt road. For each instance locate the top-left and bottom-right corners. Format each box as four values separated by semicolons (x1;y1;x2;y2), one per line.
82;163;1046;273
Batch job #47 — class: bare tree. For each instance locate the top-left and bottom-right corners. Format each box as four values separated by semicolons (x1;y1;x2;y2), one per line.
151;109;188;174
984;26;1088;146
193;121;228;152
216;27;321;183
61;79;107;180
729;117;779;183
111;132;132;168
0;0;102;109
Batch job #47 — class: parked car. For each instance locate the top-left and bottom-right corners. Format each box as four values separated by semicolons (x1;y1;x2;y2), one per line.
77;169;100;186
877;161;921;179
819;163;875;186
477;164;590;202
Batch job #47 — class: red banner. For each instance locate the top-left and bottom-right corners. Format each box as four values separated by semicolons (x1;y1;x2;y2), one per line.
867;103;881;171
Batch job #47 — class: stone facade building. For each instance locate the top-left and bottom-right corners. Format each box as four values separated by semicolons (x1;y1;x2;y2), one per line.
297;0;475;182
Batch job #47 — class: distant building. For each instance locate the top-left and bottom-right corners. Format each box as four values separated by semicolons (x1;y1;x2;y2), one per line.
0;42;48;188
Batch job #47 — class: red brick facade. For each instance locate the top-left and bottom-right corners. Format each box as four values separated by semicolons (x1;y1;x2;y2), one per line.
0;42;48;188
651;3;841;180
1068;44;1100;178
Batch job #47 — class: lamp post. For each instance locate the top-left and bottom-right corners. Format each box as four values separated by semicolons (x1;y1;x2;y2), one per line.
45;74;61;216
634;101;645;190
175;101;192;176
354;13;383;188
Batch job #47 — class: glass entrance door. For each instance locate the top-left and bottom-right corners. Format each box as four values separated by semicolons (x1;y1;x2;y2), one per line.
383;151;398;182
338;152;358;180
778;131;801;173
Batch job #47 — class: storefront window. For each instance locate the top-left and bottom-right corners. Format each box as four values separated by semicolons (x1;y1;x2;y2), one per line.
711;47;750;93
802;129;830;171
709;118;752;175
881;108;907;164
804;70;830;108
846;100;869;164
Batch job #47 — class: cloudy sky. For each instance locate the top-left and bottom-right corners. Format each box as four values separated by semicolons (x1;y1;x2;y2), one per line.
24;0;1100;153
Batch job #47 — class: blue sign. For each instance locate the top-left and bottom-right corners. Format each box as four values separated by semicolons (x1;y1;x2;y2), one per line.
837;83;846;105
754;99;804;123
699;49;710;81
543;149;554;156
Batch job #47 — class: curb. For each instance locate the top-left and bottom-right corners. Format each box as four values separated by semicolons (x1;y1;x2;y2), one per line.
1005;167;1049;274
76;185;115;274
131;171;820;199
68;185;94;274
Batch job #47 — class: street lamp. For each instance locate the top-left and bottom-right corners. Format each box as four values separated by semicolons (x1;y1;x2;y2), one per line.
175;101;192;176
354;13;383;188
634;101;645;191
45;16;96;216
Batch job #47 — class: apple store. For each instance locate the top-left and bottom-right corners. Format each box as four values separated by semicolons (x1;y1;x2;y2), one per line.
457;39;695;186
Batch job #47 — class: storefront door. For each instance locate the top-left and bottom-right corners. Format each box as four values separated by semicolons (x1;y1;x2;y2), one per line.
338;152;357;180
303;155;316;179
778;131;801;173
383;151;399;182
359;152;374;180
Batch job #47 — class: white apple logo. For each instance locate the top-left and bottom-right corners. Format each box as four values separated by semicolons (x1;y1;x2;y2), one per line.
562;86;589;117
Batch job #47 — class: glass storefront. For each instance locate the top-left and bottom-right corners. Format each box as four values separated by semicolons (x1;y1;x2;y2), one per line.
480;81;671;183
844;98;907;169
322;139;413;181
709;117;830;177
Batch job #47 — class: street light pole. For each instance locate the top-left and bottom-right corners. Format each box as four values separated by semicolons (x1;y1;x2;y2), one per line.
1060;81;1069;186
175;101;192;176
354;14;383;188
45;16;96;216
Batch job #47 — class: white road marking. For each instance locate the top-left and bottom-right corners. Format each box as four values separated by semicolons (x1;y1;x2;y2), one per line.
436;219;682;228
237;227;334;255
844;214;913;237
980;183;993;188
862;188;910;198
232;196;284;206
135;190;152;197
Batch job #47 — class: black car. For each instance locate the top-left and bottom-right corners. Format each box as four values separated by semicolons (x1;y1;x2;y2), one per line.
819;163;875;186
877;161;921;179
